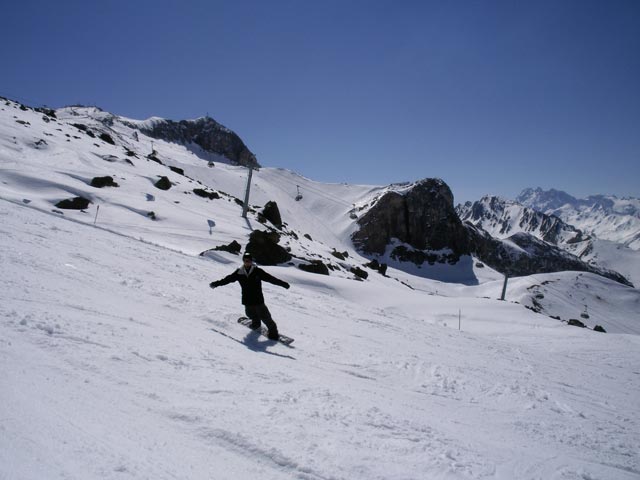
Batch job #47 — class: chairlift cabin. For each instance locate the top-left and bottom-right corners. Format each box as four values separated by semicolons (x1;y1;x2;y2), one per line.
580;305;590;319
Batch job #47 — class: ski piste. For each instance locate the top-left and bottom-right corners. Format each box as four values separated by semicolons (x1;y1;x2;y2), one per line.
237;317;294;345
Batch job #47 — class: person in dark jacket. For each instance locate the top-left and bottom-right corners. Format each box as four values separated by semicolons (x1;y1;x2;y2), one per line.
209;252;290;340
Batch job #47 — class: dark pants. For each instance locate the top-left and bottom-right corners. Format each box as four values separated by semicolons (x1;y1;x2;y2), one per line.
245;304;278;334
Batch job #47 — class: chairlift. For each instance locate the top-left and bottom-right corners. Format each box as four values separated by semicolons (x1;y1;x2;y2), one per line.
580;304;590;319
295;185;303;201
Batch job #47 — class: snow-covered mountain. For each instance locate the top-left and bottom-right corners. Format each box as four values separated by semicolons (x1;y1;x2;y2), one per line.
517;187;640;250
458;195;640;288
456;196;632;287
2;97;640;479
457;195;587;246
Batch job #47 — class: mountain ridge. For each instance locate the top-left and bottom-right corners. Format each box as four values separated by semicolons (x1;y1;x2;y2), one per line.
517;187;640;250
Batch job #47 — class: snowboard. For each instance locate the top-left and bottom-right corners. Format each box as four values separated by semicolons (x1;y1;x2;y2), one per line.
237;317;294;346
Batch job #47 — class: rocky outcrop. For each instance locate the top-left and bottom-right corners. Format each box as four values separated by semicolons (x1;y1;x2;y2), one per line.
129;117;258;168
465;224;633;286
154;176;172;191
259;201;283;229
245;230;292;265
90;176;119;188
55;197;91;210
352;178;469;260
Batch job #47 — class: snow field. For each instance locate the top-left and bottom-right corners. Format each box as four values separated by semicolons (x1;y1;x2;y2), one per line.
2;200;640;480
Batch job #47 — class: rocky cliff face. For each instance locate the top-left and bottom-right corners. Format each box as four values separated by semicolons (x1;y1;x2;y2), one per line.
465;225;632;286
352;179;469;261
125;116;259;168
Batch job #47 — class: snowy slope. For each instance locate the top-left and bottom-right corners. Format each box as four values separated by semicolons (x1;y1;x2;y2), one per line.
2;99;640;479
576;239;640;289
3;190;640;480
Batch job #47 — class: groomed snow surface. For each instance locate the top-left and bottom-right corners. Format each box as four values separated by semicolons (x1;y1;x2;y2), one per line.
1;100;640;479
2;198;640;480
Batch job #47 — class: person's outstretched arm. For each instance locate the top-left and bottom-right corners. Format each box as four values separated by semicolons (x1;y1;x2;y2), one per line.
259;269;290;289
210;270;239;289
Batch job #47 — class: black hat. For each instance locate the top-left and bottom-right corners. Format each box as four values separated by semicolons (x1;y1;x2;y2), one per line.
242;252;253;261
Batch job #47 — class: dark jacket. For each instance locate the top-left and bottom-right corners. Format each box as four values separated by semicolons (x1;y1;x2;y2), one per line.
211;265;289;305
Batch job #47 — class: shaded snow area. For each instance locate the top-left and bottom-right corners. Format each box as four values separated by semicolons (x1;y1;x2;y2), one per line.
1;99;640;479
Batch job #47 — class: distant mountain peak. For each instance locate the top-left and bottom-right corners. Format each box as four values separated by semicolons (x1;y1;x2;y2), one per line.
516;187;640;249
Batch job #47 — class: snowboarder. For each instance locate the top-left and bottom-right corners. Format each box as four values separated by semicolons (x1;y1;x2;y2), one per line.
209;252;290;340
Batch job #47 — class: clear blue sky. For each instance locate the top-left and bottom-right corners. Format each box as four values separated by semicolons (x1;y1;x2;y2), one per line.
2;0;639;203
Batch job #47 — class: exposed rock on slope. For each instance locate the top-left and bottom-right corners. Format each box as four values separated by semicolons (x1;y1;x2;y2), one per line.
125;116;259;168
465;225;632;286
352;178;469;260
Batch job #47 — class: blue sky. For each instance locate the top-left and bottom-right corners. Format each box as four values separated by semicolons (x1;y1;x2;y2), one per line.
2;0;639;203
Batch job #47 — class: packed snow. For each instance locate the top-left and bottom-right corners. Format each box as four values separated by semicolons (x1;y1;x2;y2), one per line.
2;99;640;479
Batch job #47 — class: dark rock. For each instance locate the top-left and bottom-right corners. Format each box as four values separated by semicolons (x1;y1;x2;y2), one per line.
193;188;220;200
154;176;172;190
352;178;469;262
147;211;157;220
350;266;369;280
55;197;91;210
99;132;115;145
147;152;163;164
35;107;56;118
90;176;119;188
593;325;607;333
245;230;292;265
331;250;348;261
299;260;330;275
260;201;283;229
567;319;586;328
391;245;460;265
169;166;185;176
366;259;380;270
213;240;242;255
304;234;313;241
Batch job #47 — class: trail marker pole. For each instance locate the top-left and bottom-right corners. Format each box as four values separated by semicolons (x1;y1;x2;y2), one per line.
500;274;509;301
458;309;461;331
94;205;100;225
242;167;253;218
